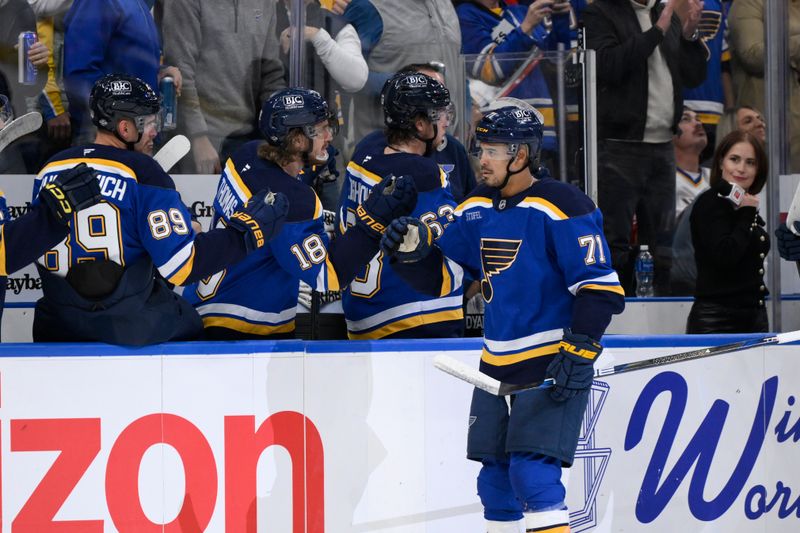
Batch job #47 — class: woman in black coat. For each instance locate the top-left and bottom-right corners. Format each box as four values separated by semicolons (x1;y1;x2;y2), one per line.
687;130;769;333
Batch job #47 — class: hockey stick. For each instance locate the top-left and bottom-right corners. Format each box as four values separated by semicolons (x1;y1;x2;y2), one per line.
153;134;190;172
434;330;800;396
496;50;543;99
0;112;42;153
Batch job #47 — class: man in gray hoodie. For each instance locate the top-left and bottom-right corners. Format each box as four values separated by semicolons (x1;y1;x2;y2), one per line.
160;0;286;174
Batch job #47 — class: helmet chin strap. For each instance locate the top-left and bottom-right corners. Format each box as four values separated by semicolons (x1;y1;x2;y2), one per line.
114;119;142;151
494;149;528;191
414;123;438;157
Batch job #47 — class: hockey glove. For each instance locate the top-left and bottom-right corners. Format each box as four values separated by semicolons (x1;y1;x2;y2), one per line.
228;189;289;253
545;329;602;403
38;162;102;224
380;216;432;263
776;222;800;262
356;174;417;240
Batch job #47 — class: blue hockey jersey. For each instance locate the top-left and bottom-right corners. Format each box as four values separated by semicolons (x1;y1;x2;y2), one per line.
337;137;464;339
435;179;625;384
183;140;341;337
32;145;208;286
683;0;730;125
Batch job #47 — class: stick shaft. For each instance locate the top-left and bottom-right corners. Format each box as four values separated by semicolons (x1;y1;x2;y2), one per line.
436;330;800;396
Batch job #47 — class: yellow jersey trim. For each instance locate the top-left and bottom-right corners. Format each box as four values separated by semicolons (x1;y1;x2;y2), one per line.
523;197;569;220
167;246;196;286
202;316;296;335
0;225;6;276
481;342;560;366
348;162;382;185
579;283;626;296
325;257;340;291
227;159;252;199
39;158;138;182
348;308;464;340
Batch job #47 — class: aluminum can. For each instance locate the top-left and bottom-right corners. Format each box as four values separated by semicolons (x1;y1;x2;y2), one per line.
160;76;177;130
18;31;38;86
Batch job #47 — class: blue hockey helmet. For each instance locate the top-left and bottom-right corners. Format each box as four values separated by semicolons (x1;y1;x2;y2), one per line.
90;74;161;134
381;72;451;130
474;106;544;164
259;88;335;146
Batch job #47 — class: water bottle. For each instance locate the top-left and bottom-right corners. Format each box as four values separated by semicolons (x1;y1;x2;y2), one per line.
635;245;655;297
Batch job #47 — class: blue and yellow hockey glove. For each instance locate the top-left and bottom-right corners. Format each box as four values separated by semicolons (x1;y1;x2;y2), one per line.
380;216;432;263
776;222;800;261
228;189;289;253
356;174;417;240
546;329;602;402
39;162;102;224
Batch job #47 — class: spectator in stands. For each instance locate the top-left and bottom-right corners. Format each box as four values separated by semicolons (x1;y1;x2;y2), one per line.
339;0;464;158
671;106;709;295
160;0;284;174
64;0;181;146
30;0;73;167
687;130;769;333
715;105;767;150
276;0;368;209
583;0;706;296
0;0;49;173
674;106;710;218
682;0;734;161
728;0;800;171
455;0;573;174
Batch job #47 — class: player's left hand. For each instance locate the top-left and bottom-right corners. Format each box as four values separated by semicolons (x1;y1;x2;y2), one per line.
776;222;800;261
546;329;602;402
229;189;289;253
380;216;432;263
39;162;102;224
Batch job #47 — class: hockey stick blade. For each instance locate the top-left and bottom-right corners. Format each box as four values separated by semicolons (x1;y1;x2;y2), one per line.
434;330;800;396
153;134;190;172
0;112;43;153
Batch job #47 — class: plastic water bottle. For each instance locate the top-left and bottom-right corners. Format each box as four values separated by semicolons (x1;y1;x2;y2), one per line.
635;245;655;297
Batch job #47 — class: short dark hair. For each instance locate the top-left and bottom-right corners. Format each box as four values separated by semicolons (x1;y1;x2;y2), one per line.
709;130;768;195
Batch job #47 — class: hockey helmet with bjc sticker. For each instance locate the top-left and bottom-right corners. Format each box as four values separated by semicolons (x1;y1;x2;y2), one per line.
381;72;451;130
473;106;544;165
259;88;336;146
90;74;161;134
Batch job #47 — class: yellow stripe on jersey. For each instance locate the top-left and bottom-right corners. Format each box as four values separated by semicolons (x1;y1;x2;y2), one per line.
529;525;569;533
0;225;6;276
348;161;382;185
537;106;555;127
202;316;296;335
348;308;464;340
579;283;626;296
697;113;721;125
721;49;731;62
455;196;492;216
325;257;340;291
226;159;252;199
166;246;196;286
522;197;569;220
439;260;452;298
481;341;560;366
313;192;323;219
480;48;500;85
39;158;138;182
439;166;448;189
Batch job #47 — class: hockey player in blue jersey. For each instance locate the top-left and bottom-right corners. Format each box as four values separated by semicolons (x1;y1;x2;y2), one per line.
381;106;625;532
0;163;103;331
30;74;289;345
183;88;417;339
336;72;463;339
